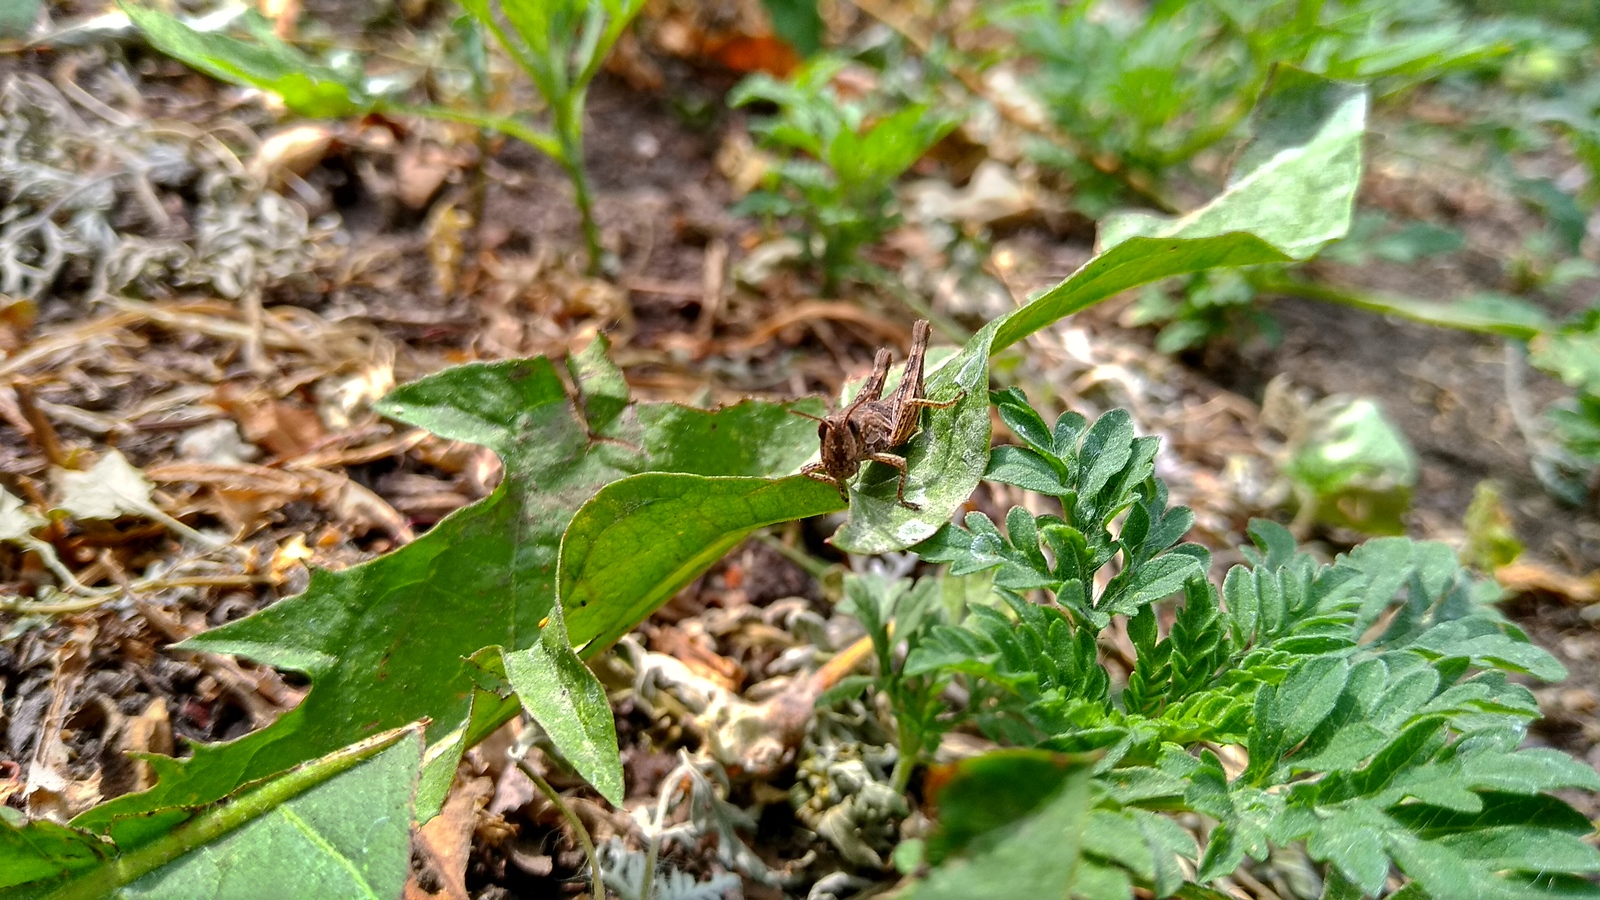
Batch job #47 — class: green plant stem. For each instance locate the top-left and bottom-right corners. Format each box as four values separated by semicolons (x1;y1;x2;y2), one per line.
1249;272;1545;340
517;757;605;899
890;715;918;794
464;19;492;249
546;89;603;275
46;726;421;900
755;530;835;581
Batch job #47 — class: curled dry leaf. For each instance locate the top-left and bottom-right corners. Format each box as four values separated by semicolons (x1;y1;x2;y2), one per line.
405;774;493;900
247;122;342;187
0;488;102;597
0;486;46;541
395;142;467;210
53;450;225;550
120;698;174;793
211;382;329;459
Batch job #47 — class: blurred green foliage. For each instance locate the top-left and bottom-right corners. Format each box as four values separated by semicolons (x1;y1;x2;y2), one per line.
730;57;958;293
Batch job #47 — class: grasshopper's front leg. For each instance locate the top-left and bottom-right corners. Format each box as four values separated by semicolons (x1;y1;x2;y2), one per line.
801;461;848;500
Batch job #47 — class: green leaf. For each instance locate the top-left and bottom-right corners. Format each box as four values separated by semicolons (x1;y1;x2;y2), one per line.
831;320;998;554
499;602;624;805
1431;826;1600;874
902;751;1095;900
1101;553;1204;616
985;446;1069;495
74;352;827;837
41;726;422;900
1406;619;1566;682
1305;804;1392;895
1456;748;1600;795
559;474;844;652
994;67;1365;352
1531;309;1600;396
759;0;824;56
1387;792;1597;838
123;6;373;119
1282;396;1417;535
992;387;1056;456
922;750;1091;865
0;817;106;891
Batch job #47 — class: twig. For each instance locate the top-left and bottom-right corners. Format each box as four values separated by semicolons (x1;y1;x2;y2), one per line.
697;240;728;344
12;382;67;468
516;757;606;899
755;531;836;582
0;591;117;615
1501;341;1555;460
639;764;684;900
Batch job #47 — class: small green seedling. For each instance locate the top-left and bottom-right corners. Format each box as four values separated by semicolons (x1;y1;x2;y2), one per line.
123;0;644;272
730;56;957;292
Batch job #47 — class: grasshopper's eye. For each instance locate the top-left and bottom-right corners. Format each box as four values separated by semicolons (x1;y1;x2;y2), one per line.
817;422;829;441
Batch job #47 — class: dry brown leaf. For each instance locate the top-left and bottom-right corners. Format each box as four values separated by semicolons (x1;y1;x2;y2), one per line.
211;383;329;459
249;123;340;186
269;533;314;586
313;359;396;432
120;698;173;792
0;760;23;807
395;143;465;211
405;775;494;900
1496;561;1600;605
647;622;744;691
0;297;37;352
425;202;471;297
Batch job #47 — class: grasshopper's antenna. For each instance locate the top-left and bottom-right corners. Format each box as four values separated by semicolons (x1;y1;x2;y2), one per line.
787;408;828;423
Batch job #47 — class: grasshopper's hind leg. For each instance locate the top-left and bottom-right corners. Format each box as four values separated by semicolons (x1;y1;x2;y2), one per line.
907;388;966;413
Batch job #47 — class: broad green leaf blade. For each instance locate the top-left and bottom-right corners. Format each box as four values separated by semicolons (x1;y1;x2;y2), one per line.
1101;67;1366;259
567;333;629;435
830;321;998;555
633;399;827;476
373;358;572;457
0;815;106;892
45;726;422;900
993;68;1366;352
901;750;1095;900
74;352;826;839
993;234;1293;353
500;603;624;805
921;749;1090;865
123;6;372;119
560;474;844;653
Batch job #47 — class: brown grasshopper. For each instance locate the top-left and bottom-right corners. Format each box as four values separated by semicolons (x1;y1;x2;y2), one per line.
793;319;962;509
